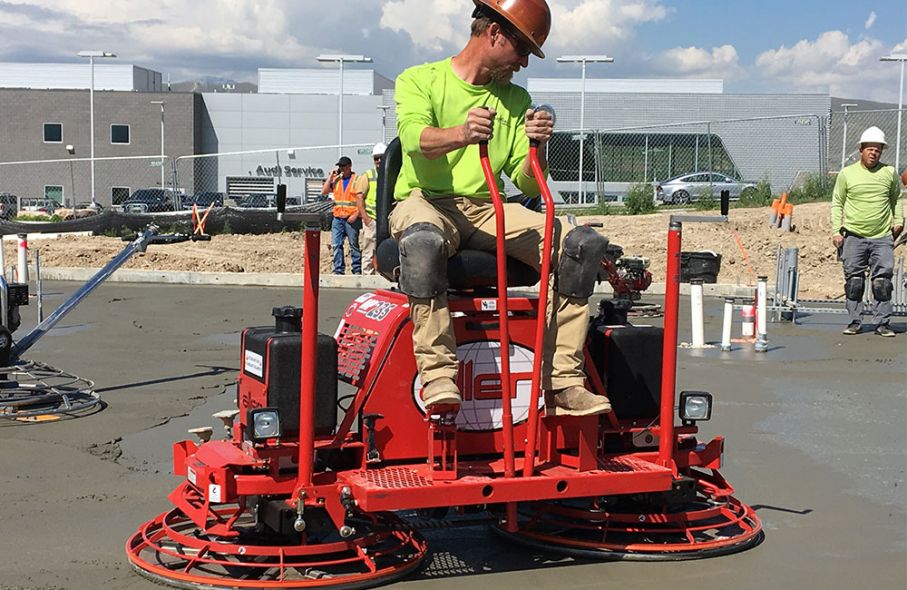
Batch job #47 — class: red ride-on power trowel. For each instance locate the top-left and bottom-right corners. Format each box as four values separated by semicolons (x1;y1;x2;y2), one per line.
127;137;762;589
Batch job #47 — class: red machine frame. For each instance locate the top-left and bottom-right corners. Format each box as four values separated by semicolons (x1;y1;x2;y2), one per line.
127;140;762;589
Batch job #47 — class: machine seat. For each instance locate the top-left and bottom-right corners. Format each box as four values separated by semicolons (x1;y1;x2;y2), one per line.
375;239;540;290
375;137;540;291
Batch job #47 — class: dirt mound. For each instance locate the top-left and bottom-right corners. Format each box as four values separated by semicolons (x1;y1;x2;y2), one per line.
18;202;872;299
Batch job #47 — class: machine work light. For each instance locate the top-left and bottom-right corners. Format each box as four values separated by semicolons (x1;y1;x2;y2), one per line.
679;391;713;423
249;408;282;441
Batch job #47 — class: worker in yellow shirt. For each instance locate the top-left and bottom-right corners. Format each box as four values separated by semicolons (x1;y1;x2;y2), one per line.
390;0;611;416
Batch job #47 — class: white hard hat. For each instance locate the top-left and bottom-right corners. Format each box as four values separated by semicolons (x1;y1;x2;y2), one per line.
372;142;387;157
858;126;887;147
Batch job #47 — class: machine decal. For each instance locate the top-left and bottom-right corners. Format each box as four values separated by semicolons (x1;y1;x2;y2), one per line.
244;349;263;378
480;299;497;311
187;466;197;485
357;299;397;322
208;483;222;503
345;292;376;319
412;341;542;431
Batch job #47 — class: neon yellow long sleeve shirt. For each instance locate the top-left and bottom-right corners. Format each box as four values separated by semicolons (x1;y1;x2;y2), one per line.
394;58;544;200
831;161;902;238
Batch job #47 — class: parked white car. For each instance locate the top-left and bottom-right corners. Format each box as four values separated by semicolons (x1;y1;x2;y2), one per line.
656;172;757;204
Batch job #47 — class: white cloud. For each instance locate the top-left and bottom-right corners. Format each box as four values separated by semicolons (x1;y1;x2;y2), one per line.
1;0;904;104
547;0;669;49
377;0;669;53
379;0;469;53
659;44;740;78
864;11;876;30
755;31;905;101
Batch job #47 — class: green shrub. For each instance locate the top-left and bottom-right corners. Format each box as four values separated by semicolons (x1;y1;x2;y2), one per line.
737;176;774;208
694;185;717;211
560;193;616;217
623;184;656;215
788;173;836;203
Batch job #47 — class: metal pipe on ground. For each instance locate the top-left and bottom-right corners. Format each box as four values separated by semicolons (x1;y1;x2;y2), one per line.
11;226;158;359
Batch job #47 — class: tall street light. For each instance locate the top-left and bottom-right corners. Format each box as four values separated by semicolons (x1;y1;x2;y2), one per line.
556;55;613;204
840;103;858;169
377;105;391;143
77;50;116;207
316;54;373;158
150;100;166;189
880;54;906;171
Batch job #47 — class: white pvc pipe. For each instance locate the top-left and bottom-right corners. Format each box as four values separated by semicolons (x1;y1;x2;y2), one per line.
690;279;705;348
756;276;768;352
17;234;28;284
720;298;733;351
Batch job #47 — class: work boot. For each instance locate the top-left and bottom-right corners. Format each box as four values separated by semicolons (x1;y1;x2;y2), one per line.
546;386;612;417
842;320;862;335
421;377;461;409
875;323;895;337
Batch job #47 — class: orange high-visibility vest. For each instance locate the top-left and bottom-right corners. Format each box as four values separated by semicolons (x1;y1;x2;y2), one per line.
332;174;359;218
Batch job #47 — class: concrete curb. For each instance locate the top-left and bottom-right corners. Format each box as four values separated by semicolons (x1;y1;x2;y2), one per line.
38;266;761;298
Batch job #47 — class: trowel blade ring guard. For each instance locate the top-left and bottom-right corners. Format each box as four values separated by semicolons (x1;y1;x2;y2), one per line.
126;507;427;590
494;470;763;560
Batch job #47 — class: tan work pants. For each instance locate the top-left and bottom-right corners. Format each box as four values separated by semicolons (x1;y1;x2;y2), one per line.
361;218;376;274
389;190;589;391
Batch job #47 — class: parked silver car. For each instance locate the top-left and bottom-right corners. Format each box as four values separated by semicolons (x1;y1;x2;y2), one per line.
656;172;757;204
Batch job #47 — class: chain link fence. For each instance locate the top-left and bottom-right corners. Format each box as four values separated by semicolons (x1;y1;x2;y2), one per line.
2;111;901;214
0;155;173;209
0;143;372;211
173;143;370;207
546;113;831;207
827;108;904;172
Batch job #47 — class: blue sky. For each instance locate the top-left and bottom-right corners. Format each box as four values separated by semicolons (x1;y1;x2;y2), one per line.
1;0;905;102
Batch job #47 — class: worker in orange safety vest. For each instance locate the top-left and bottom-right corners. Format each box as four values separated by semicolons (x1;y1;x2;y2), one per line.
322;155;363;274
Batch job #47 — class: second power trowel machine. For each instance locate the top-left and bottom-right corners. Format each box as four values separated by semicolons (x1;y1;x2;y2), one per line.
127;135;763;589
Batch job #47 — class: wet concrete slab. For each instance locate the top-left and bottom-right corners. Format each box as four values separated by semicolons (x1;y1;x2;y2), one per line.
0;282;903;590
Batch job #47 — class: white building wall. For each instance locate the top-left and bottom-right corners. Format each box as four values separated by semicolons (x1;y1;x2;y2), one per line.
200;93;384;198
0;63;161;91
528;78;724;94
258;69;376;95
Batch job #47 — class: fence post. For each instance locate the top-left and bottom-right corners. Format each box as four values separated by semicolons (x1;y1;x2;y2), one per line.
707;121;713;173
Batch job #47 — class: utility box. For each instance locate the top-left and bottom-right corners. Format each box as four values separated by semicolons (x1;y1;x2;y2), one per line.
680;251;721;283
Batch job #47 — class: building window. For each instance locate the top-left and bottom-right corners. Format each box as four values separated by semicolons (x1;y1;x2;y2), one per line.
44;185;64;204
43;123;63;143
111;124;130;144
111;186;130;205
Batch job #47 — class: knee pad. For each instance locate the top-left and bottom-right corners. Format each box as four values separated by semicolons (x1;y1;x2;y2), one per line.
556;226;610;298
398;222;448;298
844;275;865;301
871;277;893;302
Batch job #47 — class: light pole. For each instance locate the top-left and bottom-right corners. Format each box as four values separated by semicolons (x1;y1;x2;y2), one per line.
77;50;116;207
840;103;858;169
150;100;165;188
316;54;373;158
556;55;613;204
377;105;391;142
880;54;906;171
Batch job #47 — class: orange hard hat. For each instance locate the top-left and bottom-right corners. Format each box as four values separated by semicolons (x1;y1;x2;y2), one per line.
473;0;551;59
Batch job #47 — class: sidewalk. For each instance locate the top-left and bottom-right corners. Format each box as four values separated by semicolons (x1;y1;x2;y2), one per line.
38;266;759;298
